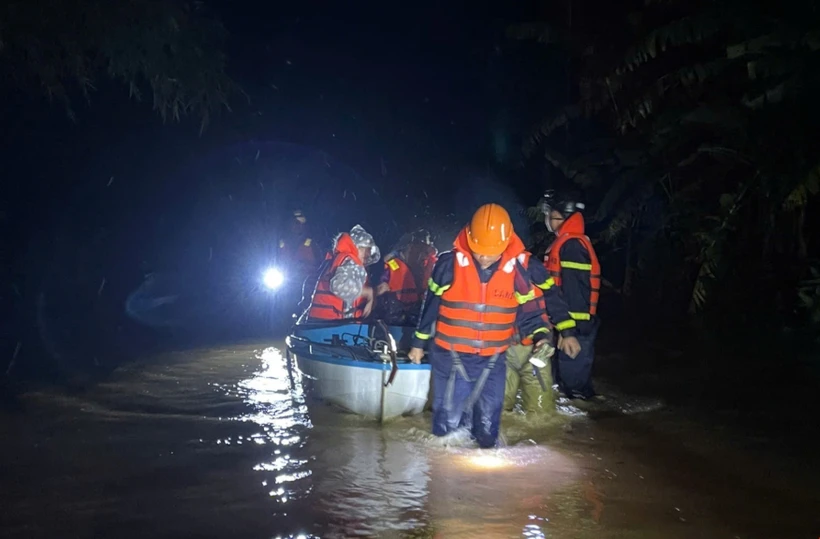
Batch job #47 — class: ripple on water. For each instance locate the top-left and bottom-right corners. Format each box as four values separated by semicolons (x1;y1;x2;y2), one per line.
213;346;316;515
218;345;586;537
8;340;818;539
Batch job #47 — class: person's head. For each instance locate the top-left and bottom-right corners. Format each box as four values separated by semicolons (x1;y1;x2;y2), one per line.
349;224;381;265
411;229;434;247
399;229;434;260
466;203;513;269
547;209;566;234
538;191;586;233
289;209;308;234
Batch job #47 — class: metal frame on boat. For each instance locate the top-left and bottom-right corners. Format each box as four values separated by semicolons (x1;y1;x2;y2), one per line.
285;319;431;422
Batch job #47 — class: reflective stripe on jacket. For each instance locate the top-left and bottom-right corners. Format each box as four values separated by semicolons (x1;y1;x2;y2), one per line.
544;213;601;319
433;228;532;356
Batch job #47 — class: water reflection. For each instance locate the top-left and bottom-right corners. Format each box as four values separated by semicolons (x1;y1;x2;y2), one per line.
231;345;434;537
5;341;818;538
424;445;581;537
310;425;431;537
522;522;547;538
228;345;586;537
231;346;315;514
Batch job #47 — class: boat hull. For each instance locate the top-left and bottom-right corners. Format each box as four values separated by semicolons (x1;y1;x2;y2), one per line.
286;321;431;421
295;353;430;420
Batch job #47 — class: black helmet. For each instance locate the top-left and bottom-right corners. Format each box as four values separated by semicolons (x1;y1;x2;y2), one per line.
410;228;434;246
537;190;586;218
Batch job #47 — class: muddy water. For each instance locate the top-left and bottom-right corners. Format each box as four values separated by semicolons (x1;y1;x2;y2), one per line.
1;342;818;539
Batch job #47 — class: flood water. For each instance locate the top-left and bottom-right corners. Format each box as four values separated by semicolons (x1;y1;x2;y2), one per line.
1;341;818;538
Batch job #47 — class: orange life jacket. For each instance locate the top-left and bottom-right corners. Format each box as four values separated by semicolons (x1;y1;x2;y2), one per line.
384;257;420;305
544;213;601;318
516;251;545;347
308;233;368;320
433;228;526;356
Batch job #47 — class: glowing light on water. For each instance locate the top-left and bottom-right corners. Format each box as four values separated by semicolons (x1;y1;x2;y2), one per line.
522;523;547;538
449;445;571;473
457;452;515;471
216;344;314;508
276;471;312;484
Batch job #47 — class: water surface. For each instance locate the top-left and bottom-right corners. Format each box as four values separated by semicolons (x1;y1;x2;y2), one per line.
1;342;817;538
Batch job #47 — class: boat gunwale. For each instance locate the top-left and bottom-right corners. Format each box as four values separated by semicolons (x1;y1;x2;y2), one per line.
286;333;431;371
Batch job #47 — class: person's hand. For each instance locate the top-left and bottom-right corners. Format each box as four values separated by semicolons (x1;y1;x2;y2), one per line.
360;286;375;317
376;282;390;296
532;337;553;353
408;347;425;364
558;335;581;359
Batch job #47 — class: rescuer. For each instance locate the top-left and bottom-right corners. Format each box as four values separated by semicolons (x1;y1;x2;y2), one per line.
539;191;602;400
279;209;321;269
503;249;582;413
408;204;550;448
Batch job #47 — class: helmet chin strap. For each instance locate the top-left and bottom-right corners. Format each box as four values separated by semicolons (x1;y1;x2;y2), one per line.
545;218;554;233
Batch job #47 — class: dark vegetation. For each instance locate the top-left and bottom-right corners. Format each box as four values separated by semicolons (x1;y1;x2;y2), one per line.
0;0;237;130
511;0;819;355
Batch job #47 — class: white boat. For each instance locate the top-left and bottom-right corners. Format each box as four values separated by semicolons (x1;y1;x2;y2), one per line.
285;320;431;422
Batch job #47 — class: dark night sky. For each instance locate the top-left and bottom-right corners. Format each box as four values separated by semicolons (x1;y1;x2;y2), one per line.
0;0;566;359
2;0;558;252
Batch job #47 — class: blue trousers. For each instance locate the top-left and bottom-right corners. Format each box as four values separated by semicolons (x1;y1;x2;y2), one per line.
430;345;507;448
554;319;600;399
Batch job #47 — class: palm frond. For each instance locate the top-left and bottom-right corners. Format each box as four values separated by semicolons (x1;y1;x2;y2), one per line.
618;14;722;75
783;165;820;210
522;105;580;157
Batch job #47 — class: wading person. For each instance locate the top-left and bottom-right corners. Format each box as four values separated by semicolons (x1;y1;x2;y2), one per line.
408;204;551;448
539;192;602;400
504;249;581;413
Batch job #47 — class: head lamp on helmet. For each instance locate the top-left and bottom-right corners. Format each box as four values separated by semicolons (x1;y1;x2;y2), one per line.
540;191;586;232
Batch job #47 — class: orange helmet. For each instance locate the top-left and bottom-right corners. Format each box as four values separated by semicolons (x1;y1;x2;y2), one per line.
466;203;513;256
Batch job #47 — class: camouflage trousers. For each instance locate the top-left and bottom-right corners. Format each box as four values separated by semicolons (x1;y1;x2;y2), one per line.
503;343;555;413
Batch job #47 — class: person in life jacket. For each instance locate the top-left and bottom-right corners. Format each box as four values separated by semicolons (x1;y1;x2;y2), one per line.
375;229;438;325
279;209;321;270
539;191;602;400
408;204;550;448
306;224;381;321
503;249;582;414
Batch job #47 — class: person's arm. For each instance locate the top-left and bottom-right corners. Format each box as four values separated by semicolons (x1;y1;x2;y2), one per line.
513;262;550;346
528;259;577;337
329;258;368;303
410;252;454;350
559;240;593;320
379;262;392;284
375;261;392;296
